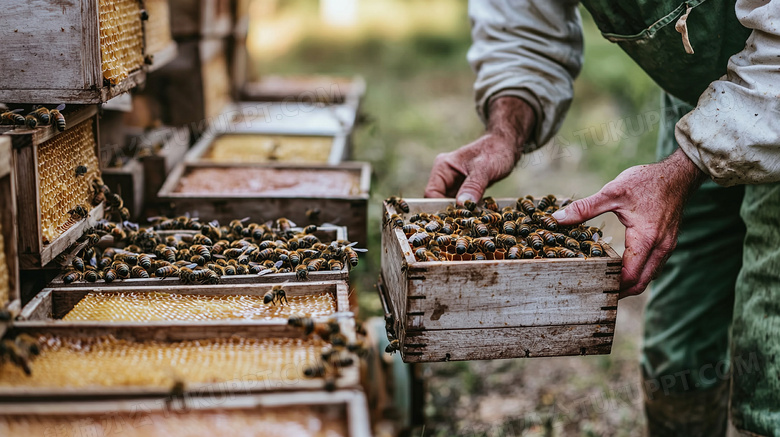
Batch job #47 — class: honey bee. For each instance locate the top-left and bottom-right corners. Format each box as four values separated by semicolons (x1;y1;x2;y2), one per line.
113;262;130;279
537;229;558;246
328;259;344;271
482;196;499;212
303;224;317;234
74;165;88;177
24;113;38;129
295;264;309;280
472;221;489;237
463;199;477;211
1;109;24;125
473;237;496;253
83;269;98;282
131;266;150;278
577;226;594;242
276;217;295;232
526;233;544;251
424;220;442;233
590;242;604;257
539;215;558;231
521;246;536;259
387;214;404;228
455;235;470;255
288;315;315;335
119;207;131;221
473;252;487;260
451;208;473;218
496;234;517;248
480;212;502;225
517;197;536;215
409;231;431;247
50;104;66;131
303;363;327;378
1;340;32;375
385;339;400;355
305;208;321;224
30;106;51;125
264;284;288;306
502;220;517;235
62;270;82;284
103;269;117;283
68;204;89;220
386;196;410;213
507;245;521;259
72;257;85;272
536;194;557;211
307;258;325;271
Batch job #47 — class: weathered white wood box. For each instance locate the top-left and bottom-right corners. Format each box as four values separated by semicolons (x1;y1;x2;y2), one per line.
380;198;622;362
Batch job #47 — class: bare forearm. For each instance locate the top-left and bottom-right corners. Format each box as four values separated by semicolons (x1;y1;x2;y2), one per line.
485;96;537;157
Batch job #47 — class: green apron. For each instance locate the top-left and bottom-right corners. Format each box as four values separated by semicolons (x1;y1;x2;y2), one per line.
577;1;780;435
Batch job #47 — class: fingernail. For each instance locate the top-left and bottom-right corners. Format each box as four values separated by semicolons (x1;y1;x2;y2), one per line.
457;193;474;205
552;209;566;220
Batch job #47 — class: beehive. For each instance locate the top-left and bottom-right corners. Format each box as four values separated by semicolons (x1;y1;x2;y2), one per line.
99;0;145;85
0;335;325;389
0;407;349;437
144;0;174;55
62;291;337;322
37;119;101;244
203;134;334;164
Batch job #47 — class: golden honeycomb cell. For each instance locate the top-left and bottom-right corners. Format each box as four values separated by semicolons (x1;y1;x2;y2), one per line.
0;222;8;305
0;336;325;389
37;119;101;243
100;0;144;85
144;0;173;55
62;291;337;322
203;135;334;164
0;406;348;437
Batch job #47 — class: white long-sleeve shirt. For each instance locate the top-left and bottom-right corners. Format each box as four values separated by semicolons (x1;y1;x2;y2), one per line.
470;0;780;186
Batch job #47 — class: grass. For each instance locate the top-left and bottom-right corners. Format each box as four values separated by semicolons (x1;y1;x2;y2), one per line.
247;2;659;434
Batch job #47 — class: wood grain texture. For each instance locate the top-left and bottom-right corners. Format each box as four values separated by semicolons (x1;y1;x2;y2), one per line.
400;324;615;362
380;198;622;362
0;389;373;437
23;281;350;321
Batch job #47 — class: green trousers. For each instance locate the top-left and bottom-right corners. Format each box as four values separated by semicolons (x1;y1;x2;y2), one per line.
641;94;745;435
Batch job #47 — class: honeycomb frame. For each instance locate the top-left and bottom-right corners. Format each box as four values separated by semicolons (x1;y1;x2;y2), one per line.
144;0;174;55
99;0;145;85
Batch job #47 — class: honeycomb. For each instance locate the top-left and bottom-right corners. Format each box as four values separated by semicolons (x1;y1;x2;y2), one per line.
203;134;334;164
62;291;337;322
0;222;8;305
99;0;144;85
37;119;101;244
203;53;231;119
144;0;173;55
175;167;361;196
0;406;348;437
0;336;325;389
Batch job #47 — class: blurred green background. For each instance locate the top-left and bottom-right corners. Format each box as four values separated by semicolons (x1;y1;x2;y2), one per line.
247;1;660;435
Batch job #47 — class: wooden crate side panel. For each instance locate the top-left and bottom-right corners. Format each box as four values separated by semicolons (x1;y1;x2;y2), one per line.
102;159;145;219
0;163;20;305
380;222;411;338
0;1;95;93
13;144;41;258
406;260;619;330
401;323;615;362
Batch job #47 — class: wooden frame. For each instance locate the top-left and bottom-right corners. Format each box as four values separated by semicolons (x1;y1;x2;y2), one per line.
4;106;106;269
170;0;234;38
221;101;360;137
3;315;359;399
184;130;349;166
241;75;366;108
380;198;622;363
20;281;351;322
0;390;372;437
47;226;351;287
0;137;21;339
157;162;371;245
0;0;148;104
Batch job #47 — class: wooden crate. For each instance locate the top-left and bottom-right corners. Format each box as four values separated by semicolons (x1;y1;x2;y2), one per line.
20;281;350;322
0;0;148;104
3;315;359;399
134;127;192;203
149;38;233;128
47;226;351;287
170;0;233;38
157;162;371;245
144;0;178;72
185;130;348;166
4;106;106;269
0;390;372;437
223;101;360;137
0;137;21;338
380;198;622;363
241;75;366;107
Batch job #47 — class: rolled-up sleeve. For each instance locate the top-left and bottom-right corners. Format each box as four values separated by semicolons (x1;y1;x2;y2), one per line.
675;0;780;186
468;0;583;151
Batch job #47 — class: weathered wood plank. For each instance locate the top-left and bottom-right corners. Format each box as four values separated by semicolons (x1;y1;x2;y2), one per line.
401;323;615;362
0;139;20;305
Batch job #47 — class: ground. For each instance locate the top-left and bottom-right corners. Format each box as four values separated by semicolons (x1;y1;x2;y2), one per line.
247;1;662;434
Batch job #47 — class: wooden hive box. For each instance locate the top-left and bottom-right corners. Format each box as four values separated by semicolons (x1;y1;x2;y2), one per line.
0;390;372;437
185;130;349;166
380;198;622;363
134;127;192;204
224;101;360;137
0;0;148;104
5;292;359;399
3;106;106;269
0;136;21;338
157;162;371;245
169;0;233;38
241;75;367;108
47;226;351;287
144;0;178;72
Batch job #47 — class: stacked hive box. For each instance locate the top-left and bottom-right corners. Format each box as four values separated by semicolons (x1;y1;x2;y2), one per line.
0;137;20;338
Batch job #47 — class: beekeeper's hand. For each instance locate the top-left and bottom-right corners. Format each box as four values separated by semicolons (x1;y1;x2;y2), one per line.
552;148;707;298
425;97;535;204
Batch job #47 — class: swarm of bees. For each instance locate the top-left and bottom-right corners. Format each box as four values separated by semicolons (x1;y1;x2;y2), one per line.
384;195;608;262
0;105;66;131
0;334;40;376
288;315;367;392
57;215;365;285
